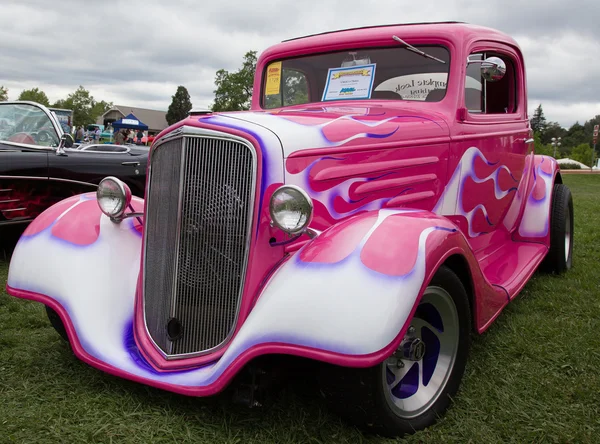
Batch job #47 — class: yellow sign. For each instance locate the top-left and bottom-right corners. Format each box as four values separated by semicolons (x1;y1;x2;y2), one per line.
332;69;371;79
265;61;282;96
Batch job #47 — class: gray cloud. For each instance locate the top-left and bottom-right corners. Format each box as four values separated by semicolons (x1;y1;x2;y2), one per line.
0;0;598;126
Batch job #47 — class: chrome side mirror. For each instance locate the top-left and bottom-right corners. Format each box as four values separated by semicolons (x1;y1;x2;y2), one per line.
56;133;74;156
467;56;506;82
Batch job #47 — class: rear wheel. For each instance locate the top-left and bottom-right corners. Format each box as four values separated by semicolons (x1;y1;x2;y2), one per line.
319;266;471;437
45;305;68;342
542;183;573;273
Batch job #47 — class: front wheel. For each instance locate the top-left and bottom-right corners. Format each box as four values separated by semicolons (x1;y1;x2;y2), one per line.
319;266;471;437
45;305;69;342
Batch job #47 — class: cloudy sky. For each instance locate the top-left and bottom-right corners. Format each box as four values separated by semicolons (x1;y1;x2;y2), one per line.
0;0;598;128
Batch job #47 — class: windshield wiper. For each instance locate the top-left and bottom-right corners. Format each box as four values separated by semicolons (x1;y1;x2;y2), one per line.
392;35;446;64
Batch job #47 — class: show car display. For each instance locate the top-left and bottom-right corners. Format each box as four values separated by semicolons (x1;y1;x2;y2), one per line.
6;22;573;437
0;102;148;227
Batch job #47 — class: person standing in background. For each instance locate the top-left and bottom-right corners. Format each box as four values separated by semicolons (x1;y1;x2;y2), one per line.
115;129;125;145
75;126;84;143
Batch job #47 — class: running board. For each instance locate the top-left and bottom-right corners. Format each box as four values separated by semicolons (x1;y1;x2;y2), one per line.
478;241;548;299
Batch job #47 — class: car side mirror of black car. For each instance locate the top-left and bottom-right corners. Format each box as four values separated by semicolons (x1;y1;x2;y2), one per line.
56;133;74;156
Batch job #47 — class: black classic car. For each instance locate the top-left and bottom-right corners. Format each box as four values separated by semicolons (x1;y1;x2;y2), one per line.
0;101;148;227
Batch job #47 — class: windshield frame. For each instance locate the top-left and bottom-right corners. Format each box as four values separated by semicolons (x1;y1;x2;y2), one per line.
259;43;452;110
0;101;63;151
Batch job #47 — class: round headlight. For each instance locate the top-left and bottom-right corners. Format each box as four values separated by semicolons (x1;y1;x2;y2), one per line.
97;176;131;220
269;185;313;235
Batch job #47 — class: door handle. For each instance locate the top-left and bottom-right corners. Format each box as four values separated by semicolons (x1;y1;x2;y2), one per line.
122;161;140;166
516;138;534;144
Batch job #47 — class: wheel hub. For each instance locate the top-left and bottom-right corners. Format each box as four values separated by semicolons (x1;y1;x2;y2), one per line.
383;286;460;419
401;335;426;361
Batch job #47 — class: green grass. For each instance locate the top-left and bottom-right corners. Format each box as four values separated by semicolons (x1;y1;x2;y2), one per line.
1;175;599;443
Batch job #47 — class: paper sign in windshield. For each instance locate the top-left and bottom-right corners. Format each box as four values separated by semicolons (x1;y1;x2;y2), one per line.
265;62;282;96
322;64;376;101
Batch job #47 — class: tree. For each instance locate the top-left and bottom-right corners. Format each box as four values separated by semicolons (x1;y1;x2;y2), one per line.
91;100;112;123
533;131;554;157
212;51;257;112
0;86;7;102
570;143;593;167
166;86;193;125
50;86;112;127
18;87;50;106
530;104;547;134
265;69;309;109
540;121;566;145
562;122;587;151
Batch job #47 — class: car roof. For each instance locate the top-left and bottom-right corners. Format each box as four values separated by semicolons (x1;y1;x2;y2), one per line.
260;22;520;62
282;21;467;42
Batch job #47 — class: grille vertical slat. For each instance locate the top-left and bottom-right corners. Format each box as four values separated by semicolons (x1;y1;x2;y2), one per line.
143;135;255;358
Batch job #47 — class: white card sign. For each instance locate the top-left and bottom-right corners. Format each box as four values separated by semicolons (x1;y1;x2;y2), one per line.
322;64;376;101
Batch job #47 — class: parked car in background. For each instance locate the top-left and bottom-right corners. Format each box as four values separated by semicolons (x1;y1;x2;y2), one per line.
6;23;573;438
0;101;147;228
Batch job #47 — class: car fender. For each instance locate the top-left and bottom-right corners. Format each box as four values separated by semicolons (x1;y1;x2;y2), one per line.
514;154;559;244
6;200;494;396
238;208;496;365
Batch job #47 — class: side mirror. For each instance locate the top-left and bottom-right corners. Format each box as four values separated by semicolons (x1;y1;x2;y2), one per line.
62;133;74;148
467;56;507;82
56;133;74;156
481;56;506;82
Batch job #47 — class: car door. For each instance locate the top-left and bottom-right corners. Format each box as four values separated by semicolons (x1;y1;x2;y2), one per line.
451;43;532;251
48;146;148;198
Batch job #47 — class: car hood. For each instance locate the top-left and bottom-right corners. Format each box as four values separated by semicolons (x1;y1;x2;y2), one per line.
207;103;450;157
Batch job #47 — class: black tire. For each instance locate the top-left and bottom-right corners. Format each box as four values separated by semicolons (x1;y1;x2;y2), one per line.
541;183;573;273
45;305;69;342
318;266;471;438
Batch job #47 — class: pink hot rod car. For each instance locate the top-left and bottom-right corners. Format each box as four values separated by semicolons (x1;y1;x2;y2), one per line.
7;22;573;437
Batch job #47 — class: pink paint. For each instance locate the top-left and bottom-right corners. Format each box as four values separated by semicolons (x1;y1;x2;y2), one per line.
300;212;378;264
352;174;437;196
385;190;436;207
360;215;424;276
541;157;554;175
532;170;547;200
51;200;101;245
314;157;439;182
22;195;82;236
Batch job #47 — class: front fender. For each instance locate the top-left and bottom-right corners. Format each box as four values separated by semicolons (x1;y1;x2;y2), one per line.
6;199;480;397
239;209;467;362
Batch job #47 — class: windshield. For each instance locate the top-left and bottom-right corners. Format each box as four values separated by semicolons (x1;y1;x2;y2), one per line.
262;45;450;109
0;103;59;147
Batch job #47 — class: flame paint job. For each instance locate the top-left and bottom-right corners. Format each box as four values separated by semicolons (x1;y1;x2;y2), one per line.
434;147;519;237
0;180;82;222
516;156;557;241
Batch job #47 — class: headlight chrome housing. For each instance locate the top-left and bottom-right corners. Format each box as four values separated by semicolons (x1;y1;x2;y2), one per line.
97;176;132;221
269;185;313;235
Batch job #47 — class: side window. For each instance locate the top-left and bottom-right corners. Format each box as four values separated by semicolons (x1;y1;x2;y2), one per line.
465;52;517;115
465;53;484;113
264;68;309;109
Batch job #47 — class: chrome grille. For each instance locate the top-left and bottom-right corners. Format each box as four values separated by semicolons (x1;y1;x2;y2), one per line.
143;135;256;357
